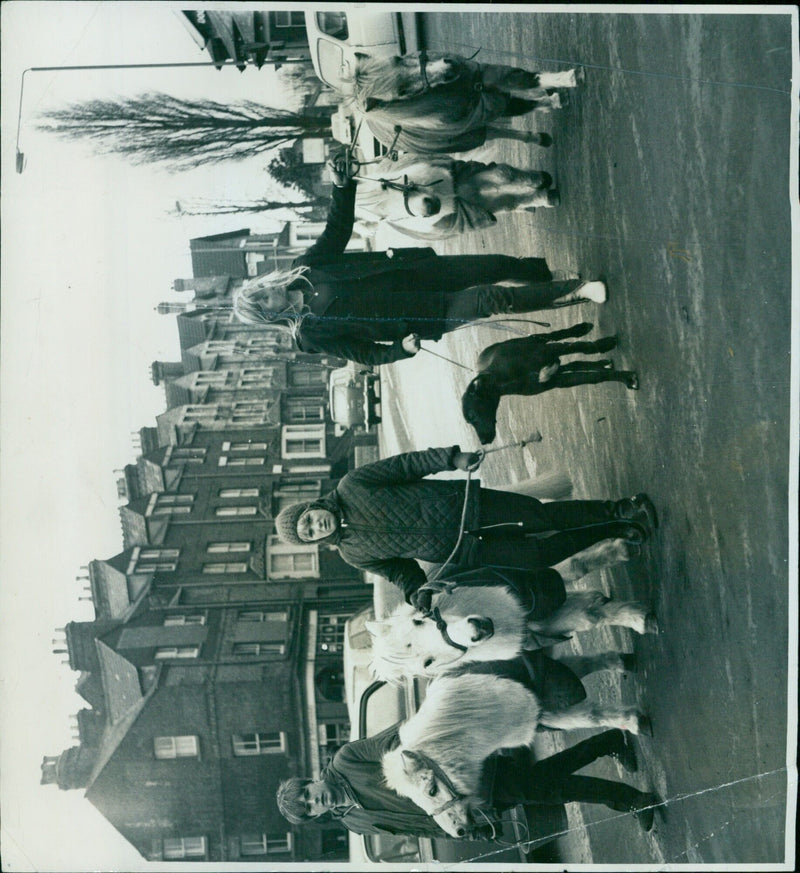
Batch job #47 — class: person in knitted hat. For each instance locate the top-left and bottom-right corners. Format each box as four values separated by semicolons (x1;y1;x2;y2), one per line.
273;445;658;605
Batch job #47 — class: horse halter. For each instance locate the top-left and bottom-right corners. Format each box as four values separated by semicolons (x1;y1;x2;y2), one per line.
377;173;444;216
414;50;431;93
411;749;466;817
418;604;469;654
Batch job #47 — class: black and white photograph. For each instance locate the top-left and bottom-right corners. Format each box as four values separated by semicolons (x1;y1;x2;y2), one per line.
0;3;797;870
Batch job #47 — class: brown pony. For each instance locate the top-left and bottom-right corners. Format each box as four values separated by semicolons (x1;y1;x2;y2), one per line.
352;51;582;153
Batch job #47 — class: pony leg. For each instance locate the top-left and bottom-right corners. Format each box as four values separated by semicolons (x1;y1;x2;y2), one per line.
547;337;619;356
485;126;552;147
551;537;633;584
539;699;647;734
520;189;560;209
542;369;639;390
502;96;558;117
478;63;543;91
537;69;582;89
530;591;657;636
557;651;636;679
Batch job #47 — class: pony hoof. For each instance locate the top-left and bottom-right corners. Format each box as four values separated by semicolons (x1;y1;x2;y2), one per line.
637;714;654;737
574;66;586;85
538;171;554;189
620;652;638;672
622;521;648;545
546;189;560;206
534;132;553;147
644;613;659;634
628;373;640;390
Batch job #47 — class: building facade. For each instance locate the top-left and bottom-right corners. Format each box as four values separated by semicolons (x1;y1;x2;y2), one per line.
41;228;382;860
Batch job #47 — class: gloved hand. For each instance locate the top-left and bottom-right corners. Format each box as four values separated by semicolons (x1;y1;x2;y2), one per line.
401;333;421;354
410;587;433;613
465;822;496;841
328;150;356;187
453;449;482;471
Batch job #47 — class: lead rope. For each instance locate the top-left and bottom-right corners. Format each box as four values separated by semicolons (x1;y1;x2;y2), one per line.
427;432;542;585
469;805;533;848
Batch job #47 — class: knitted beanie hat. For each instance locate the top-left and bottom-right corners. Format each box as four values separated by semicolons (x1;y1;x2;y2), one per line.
274;501;314;545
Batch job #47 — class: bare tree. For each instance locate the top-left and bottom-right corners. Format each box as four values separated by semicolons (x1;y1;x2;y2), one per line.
38;92;334;170
173;198;322;217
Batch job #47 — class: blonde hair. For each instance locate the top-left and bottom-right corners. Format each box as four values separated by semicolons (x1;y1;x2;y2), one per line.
232;266;313;340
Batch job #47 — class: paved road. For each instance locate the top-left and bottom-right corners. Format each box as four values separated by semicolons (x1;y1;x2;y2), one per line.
373;10;794;866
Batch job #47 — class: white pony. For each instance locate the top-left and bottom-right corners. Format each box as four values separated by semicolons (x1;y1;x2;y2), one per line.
382;671;648;837
355;156;559;241
368;539;658;681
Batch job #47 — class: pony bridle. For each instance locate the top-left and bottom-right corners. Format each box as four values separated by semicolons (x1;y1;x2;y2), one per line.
419;604;469;655
377;173;444;217
412;749;466;817
414;50;431;93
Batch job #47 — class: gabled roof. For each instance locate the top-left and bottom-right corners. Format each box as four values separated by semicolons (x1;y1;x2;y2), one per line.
90;556;155;620
137;455;167;494
119;506;149;550
75;671;105;710
155;407;183;447
90;559;133;620
181;348;203;372
164;382;193;409
84;661;154;791
96;640;143;724
176;312;212;350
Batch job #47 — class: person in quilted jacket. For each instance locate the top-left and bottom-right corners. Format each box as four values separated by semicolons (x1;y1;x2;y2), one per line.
273;445;658;604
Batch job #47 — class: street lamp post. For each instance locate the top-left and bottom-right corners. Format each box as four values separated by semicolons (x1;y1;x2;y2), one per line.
15;56;311;173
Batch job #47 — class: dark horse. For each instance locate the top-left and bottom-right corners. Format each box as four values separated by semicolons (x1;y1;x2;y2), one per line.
352;51;582;154
462;323;639;444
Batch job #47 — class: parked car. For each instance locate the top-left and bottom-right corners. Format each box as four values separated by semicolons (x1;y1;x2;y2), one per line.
305;9;424;93
328;362;380;435
343;602;529;865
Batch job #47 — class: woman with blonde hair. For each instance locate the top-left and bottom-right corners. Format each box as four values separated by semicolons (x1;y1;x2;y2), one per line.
232;155;606;367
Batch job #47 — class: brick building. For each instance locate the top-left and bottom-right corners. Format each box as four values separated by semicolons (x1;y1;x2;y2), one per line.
41;227;382;861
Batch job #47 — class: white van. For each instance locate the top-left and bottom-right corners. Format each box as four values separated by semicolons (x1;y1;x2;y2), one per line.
305;10;423;93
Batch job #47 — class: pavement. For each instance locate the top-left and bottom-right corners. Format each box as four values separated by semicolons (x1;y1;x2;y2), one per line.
366;9;794;867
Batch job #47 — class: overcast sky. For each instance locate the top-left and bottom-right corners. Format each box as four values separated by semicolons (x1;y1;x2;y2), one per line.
0;3;319;870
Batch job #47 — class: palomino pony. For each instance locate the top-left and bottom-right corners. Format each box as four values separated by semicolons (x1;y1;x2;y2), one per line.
351;51;582;153
355;156;559;241
382;664;650;837
368;538;658;682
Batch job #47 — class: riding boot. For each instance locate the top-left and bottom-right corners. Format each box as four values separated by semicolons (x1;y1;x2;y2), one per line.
613;493;659;532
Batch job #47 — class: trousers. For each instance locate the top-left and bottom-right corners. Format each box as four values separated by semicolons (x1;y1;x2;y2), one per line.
490;730;648;812
476;488;634;568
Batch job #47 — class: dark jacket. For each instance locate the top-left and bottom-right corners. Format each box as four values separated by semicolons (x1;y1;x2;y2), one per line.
313;446;481;600
324;723;449;837
291;181;448;366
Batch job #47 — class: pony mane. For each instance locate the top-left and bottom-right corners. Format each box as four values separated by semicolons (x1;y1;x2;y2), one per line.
352;55;402;105
352;51;465;106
